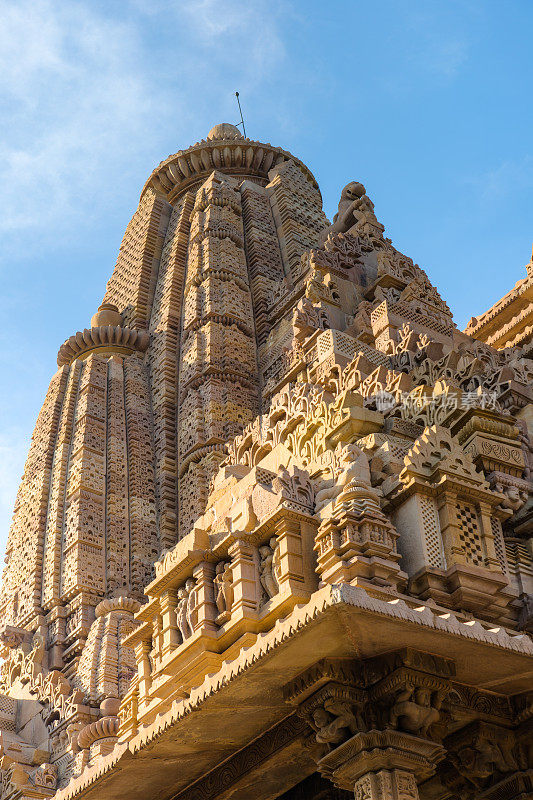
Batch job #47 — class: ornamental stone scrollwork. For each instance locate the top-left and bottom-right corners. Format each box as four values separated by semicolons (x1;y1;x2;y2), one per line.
76;715;120;760
34;762;58;789
292;297;331;343
0;632;46;696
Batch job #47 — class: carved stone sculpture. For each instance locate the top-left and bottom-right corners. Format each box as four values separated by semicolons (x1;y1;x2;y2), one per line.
315;443;372;513
319;182;367;244
214;562;233;618
312;700;359;745
389;685;442;737
259;539;280;601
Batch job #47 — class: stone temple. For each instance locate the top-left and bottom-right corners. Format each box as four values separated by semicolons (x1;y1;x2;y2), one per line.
0;123;532;800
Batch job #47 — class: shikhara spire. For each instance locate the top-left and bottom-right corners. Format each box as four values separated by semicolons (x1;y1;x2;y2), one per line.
0;124;531;800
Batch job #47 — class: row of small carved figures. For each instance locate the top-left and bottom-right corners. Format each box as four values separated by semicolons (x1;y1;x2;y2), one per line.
150;539;281;662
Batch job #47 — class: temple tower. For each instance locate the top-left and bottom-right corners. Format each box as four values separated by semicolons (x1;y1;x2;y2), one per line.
0;124;327;668
0;124;531;800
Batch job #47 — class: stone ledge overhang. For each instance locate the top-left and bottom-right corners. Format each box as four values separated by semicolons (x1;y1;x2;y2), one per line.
141;135;320;203
465;274;533;342
52;583;533;800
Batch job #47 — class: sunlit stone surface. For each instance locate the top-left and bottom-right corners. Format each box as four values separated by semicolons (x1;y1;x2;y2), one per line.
0;125;532;800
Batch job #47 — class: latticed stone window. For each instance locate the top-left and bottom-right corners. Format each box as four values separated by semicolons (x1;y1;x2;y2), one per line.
455;500;484;567
490;516;509;575
419;495;445;569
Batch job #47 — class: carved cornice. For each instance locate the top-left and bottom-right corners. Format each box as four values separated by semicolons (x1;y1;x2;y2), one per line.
465;272;533;340
57;325;150;366
94;597;141;618
283;659;360;705
317;729;446;787
77;716;119;750
141;134;319;202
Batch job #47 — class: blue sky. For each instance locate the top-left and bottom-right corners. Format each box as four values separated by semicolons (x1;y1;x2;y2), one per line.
1;0;533;550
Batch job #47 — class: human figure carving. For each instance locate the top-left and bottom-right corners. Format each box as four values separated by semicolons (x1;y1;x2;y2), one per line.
314;443;371;512
259;538;279;600
389;685;440;737
176;585;193;642
214;562;233;615
312;699;359;744
453;734;518;787
493;481;528;512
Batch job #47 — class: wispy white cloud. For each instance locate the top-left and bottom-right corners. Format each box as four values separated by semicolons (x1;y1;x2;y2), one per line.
0;0;291;255
177;0;288;102
0;0;294;540
0;0;174;247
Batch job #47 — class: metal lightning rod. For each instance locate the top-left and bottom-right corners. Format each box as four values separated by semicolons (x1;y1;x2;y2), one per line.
235;92;247;138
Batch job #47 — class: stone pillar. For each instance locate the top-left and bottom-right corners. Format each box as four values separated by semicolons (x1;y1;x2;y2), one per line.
477;500;501;571
436;489;465;567
353;770;419;800
191;561;218;636
160;589;179;655
135;639;152;703
228;538;260;621
273;514;307;596
151;612;163;666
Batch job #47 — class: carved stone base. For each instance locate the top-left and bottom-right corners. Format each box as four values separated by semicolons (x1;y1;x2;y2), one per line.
408;563;516;625
316;500;407;593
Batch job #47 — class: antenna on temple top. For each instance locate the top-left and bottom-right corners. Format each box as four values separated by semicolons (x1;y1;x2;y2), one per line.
235;92;247;138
